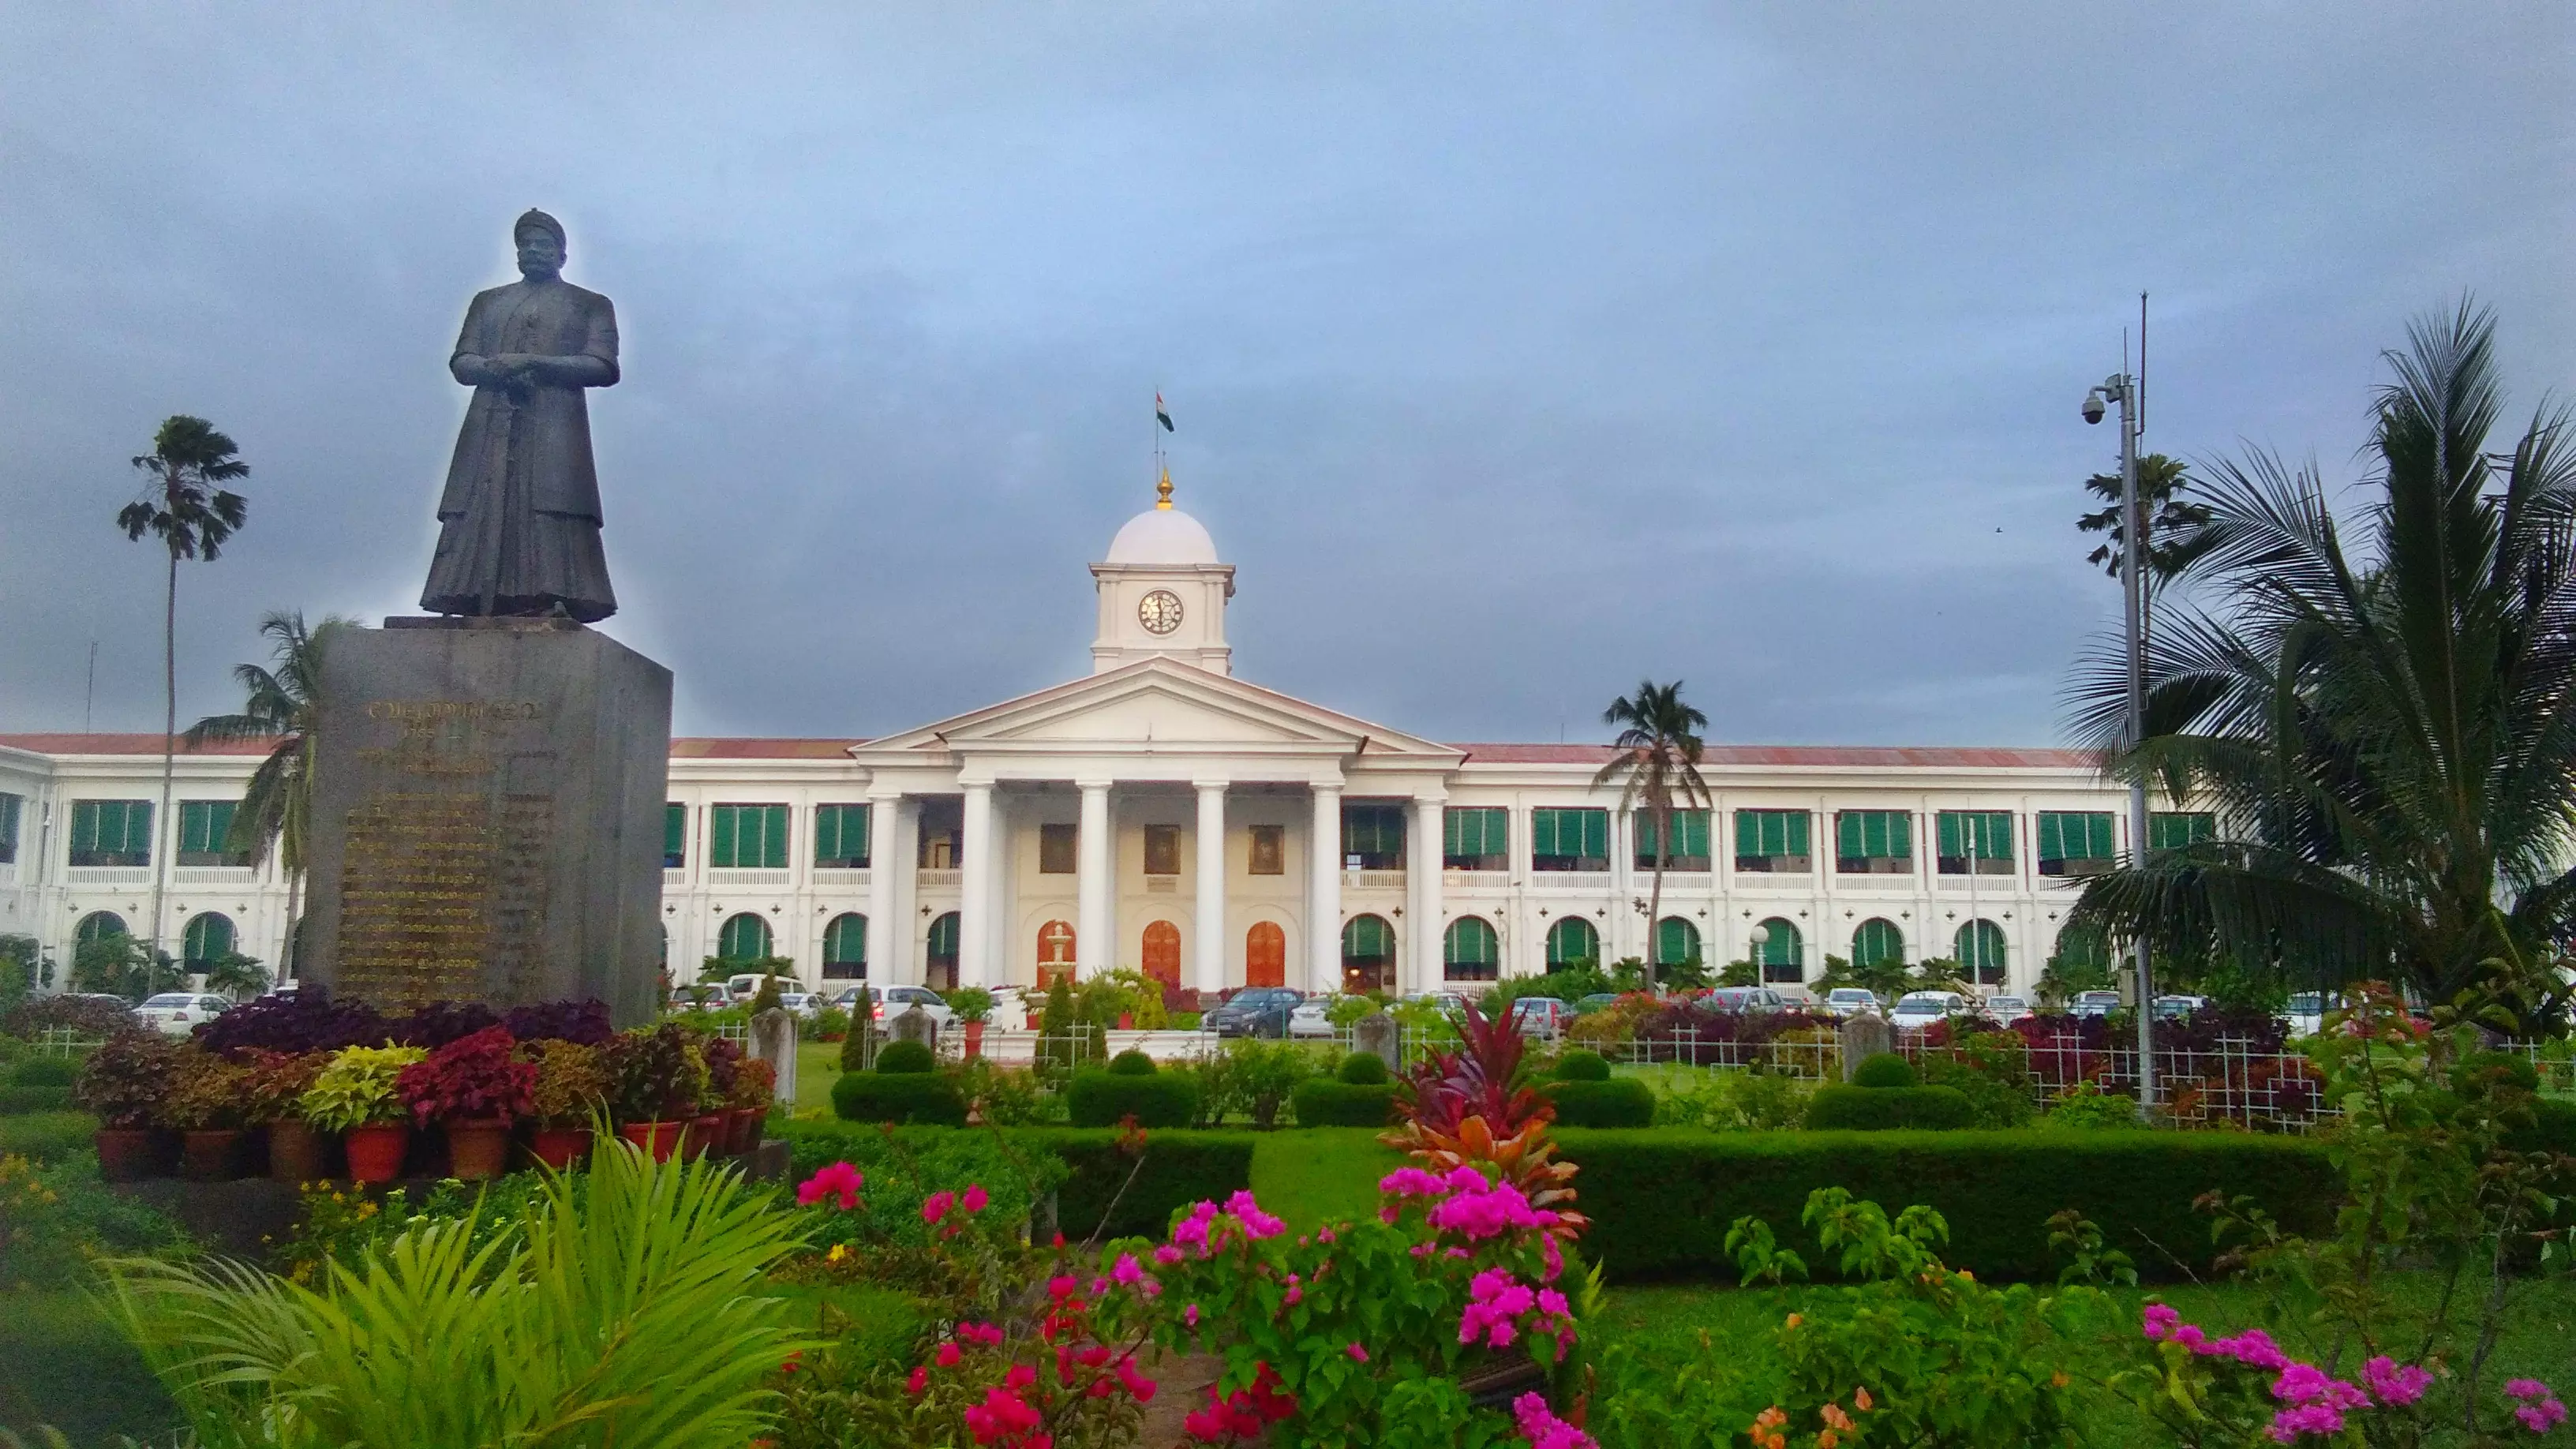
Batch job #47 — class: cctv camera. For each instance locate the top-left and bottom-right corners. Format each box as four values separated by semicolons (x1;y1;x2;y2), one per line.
2081;393;2106;425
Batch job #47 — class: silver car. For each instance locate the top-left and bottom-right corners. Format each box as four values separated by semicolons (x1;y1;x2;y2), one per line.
2069;990;2125;1020
1287;997;1338;1039
1889;990;1966;1030
137;992;230;1036
1822;987;1881;1018
1981;994;2033;1026
871;984;955;1030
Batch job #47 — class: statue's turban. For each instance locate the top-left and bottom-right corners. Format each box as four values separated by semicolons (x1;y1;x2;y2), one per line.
514;208;566;248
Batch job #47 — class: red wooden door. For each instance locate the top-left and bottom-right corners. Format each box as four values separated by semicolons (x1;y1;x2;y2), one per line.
1245;921;1286;988
1142;920;1181;992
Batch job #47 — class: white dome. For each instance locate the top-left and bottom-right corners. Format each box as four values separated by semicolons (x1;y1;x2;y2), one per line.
1104;507;1219;566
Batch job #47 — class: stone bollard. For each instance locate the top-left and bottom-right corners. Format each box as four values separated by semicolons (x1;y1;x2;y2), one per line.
891;1004;938;1051
1354;1011;1402;1074
1837;1010;1892;1082
749;1006;799;1111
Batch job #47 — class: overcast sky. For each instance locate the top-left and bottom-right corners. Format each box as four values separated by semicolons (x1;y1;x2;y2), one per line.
2;4;2568;748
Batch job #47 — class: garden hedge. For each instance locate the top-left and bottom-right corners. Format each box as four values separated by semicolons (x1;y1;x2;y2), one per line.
830;1070;969;1125
777;1121;1255;1242
1541;1078;1656;1129
0;1084;73;1115
1556;1129;2338;1283
1804;1084;1975;1131
1290;1079;1398;1127
1066;1069;1198;1129
1552;1050;1611;1083
875;1040;937;1074
1852;1053;1918;1088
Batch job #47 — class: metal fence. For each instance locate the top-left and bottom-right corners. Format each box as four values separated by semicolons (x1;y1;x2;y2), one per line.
32;1028;102;1057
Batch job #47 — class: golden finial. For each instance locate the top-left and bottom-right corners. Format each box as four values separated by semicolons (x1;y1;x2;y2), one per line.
1155;464;1173;510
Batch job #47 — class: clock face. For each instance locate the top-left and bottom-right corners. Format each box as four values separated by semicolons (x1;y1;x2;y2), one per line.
1138;589;1185;635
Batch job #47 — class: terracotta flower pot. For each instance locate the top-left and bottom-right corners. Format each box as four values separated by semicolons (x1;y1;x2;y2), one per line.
963;1020;987;1059
96;1126;163;1182
687;1113;724;1160
345;1122;410;1185
446;1118;513;1181
619;1120;683;1163
268;1119;325;1184
730;1104;763;1154
1116;1013;1134;1030
181;1129;244;1181
528;1125;593;1171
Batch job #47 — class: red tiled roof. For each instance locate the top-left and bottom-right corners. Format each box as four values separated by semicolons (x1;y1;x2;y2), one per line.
0;732;276;757
1451;743;2100;769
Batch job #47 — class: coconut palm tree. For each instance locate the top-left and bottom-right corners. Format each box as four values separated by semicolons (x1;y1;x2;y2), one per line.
1595;679;1710;991
2064;301;2576;1007
118;415;249;962
185;610;341;979
2076;451;2215;650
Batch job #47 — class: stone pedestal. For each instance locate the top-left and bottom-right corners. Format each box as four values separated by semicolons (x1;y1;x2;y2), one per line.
750;1007;799;1111
1838;1013;1892;1081
1354;1011;1402;1073
300;617;672;1026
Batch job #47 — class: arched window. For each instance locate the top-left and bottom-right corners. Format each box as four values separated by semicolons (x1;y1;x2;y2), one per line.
1037;920;1076;987
1245;921;1286;989
1955;919;2007;986
1654;916;1701;969
1852;917;1904;970
1443;916;1499;982
822;913;867;979
182;912;234;970
76;911;128;944
1141;921;1181;991
717;912;773;961
1544;916;1598;971
1754;917;1803;983
926;911;960;990
1341;914;1395;994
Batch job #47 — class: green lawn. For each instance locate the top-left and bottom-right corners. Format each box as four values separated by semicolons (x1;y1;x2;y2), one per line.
1250;1127;1405;1233
0;1289;178;1447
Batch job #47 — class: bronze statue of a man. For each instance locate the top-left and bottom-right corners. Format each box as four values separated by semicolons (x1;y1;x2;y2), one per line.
421;208;620;623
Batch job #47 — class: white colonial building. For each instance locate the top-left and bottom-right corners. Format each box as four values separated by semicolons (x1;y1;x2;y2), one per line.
0;486;2188;1000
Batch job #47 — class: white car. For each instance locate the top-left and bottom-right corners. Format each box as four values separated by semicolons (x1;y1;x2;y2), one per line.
2283;991;2346;1038
2151;993;2211;1020
1821;988;1881;1018
1287;997;1338;1039
1889;990;1968;1030
670;983;733;1012
1981;994;2033;1026
871;984;955;1029
2068;990;2125;1020
137;992;230;1036
773;990;820;1019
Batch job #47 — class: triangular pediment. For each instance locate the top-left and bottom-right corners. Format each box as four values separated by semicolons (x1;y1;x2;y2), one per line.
849;658;1460;762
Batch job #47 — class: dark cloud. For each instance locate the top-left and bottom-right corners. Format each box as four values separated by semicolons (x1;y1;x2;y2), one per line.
2;3;2567;746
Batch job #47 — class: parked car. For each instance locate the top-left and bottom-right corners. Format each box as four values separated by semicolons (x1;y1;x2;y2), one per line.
1571;992;1624;1017
1705;986;1788;1014
2069;990;2125;1020
1205;987;1303;1039
1402;990;1471;1021
1509;997;1571;1037
1981;994;2033;1026
1821;987;1881;1018
828;983;872;1011
669;983;733;1012
1287;996;1338;1039
137;992;230;1036
773;990;820;1019
2151;993;2211;1020
2283;991;2349;1038
872;984;955;1029
1889;990;1968;1029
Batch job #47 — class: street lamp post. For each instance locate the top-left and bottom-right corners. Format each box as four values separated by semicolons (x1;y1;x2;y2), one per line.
2085;370;2156;1116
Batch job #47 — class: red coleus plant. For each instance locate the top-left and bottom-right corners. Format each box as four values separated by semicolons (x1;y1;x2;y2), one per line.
397;1024;537;1125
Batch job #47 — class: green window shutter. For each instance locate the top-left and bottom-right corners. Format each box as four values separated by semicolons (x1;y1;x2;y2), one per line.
1940;811;2012;861
1546;916;1598;966
1837;811;1863;859
1787;811;1810;857
1444;917;1497;966
764;806;789;869
1530;809;1557;858
1841;811;1911;860
710;806;738;867
718;912;772;960
1735;809;1758;856
1444;807;1507;863
927;912;960;957
1654;916;1700;966
824;913;867;967
2036;812;2063;860
1443;810;1464;857
814;805;870;866
1755;918;1802;968
1578;809;1606;859
664;804;686;864
1342;915;1391;957
1852;917;1904;968
2150;812;2215;850
2038;812;2115;862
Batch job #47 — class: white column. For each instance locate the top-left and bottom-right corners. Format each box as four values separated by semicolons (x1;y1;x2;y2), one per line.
1309;782;1342;992
1609;807;1634;964
892;799;920;984
866;794;898;990
1193;781;1227;994
959;783;993;988
1408;795;1443;994
1076;781;1111;976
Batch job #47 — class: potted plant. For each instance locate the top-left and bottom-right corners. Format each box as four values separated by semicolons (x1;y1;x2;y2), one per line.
72;1030;182;1180
690;1035;740;1159
522;1039;606;1169
949;987;996;1059
728;1055;777;1152
240;1049;329;1182
601;1024;698;1162
160;1046;253;1180
299;1044;427;1184
396;1025;534;1181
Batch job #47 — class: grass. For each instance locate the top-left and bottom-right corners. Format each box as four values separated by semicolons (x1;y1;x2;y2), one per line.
0;1288;179;1447
1250;1127;1404;1233
0;1111;97;1163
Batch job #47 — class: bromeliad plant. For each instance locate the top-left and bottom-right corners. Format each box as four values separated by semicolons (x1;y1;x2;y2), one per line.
1386;1000;1586;1241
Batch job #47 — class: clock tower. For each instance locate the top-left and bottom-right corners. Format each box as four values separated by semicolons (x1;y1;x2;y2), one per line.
1090;470;1234;676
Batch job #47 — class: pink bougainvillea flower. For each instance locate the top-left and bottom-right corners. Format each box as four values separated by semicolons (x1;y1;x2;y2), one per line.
2140;1304;2181;1341
1111;1252;1145;1286
796;1161;864;1211
963;1182;989;1213
1155;1243;1184;1266
936;1342;962;1368
1004;1363;1037;1392
1115;1356;1158;1402
1511;1390;1599;1449
2361;1357;2432;1407
906;1365;927;1396
1347;1342;1369;1363
922;1190;957;1225
1184;1303;1200;1327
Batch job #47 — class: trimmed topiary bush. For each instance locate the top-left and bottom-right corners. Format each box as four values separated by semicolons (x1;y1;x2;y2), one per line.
830;1069;968;1125
1851;1052;1918;1088
1066;1069;1197;1128
1558;1128;2339;1282
1805;1084;1974;1131
1290;1077;1398;1127
1107;1050;1158;1077
1335;1052;1389;1085
9;1057;80;1088
874;1039;936;1075
1543;1076;1655;1127
1553;1050;1611;1082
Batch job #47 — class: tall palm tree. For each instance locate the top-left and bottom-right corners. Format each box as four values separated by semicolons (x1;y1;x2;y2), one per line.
118;415;249;962
2076;452;2215;650
2065;301;2576;1006
185;610;343;979
1595;679;1710;990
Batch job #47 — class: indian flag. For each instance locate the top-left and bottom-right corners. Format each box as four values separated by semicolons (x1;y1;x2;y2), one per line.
1155;393;1174;432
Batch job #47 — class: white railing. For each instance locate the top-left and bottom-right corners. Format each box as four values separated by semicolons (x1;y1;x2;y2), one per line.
172;867;256;885
1345;870;1407;891
36;1028;104;1056
917;869;962;889
64;867;151;886
706;868;792;887
1443;870;1512;889
811;867;871;888
1529;871;1611;891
